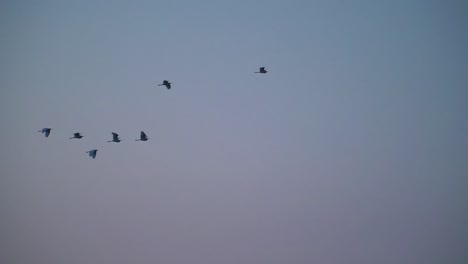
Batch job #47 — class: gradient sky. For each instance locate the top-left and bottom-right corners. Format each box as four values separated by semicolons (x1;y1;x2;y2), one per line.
1;0;467;263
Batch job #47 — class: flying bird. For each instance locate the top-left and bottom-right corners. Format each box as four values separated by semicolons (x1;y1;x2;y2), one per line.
86;149;98;159
158;80;172;89
69;132;83;139
255;67;268;74
38;128;52;137
108;132;122;143
135;131;148;141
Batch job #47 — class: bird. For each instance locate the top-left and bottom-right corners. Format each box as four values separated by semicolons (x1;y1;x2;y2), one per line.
158;80;172;89
135;131;148;141
38;128;52;137
86;149;98;159
69;132;83;139
255;67;268;74
108;132;122;143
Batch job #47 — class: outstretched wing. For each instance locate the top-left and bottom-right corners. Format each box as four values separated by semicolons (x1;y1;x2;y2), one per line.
87;150;97;159
141;131;147;140
260;67;265;71
45;129;51;137
112;132;119;140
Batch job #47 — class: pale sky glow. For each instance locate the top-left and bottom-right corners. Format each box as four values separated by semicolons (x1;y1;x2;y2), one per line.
1;1;467;263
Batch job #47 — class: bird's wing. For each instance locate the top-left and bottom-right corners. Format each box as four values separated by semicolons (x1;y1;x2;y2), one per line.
141;131;147;139
45;130;50;137
260;67;265;71
112;132;119;140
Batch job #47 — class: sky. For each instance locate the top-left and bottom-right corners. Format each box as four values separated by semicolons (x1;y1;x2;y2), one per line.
0;0;467;263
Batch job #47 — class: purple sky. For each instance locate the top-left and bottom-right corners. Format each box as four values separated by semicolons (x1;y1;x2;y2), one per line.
1;0;467;263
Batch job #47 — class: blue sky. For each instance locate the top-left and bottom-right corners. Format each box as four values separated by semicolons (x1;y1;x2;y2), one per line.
1;0;467;263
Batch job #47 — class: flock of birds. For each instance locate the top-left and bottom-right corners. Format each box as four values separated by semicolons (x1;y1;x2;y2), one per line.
38;129;148;159
38;67;268;159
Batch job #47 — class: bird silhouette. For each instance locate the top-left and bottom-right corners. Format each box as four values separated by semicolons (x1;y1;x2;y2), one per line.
38;128;52;137
69;132;83;139
255;67;268;74
135;131;148;141
158;80;172;89
108;132;122;143
86;149;98;159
